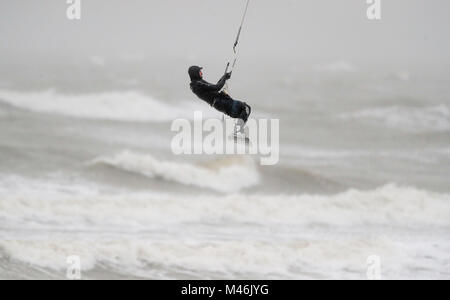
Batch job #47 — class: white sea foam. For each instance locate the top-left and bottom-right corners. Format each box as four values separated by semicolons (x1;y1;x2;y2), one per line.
0;177;448;230
0;237;407;279
0;179;449;279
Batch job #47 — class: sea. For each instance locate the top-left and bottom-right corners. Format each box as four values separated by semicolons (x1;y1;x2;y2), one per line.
0;57;449;279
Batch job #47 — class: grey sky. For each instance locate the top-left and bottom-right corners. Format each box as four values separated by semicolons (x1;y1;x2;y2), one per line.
0;0;449;66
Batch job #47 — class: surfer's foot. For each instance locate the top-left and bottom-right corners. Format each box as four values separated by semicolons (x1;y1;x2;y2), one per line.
234;119;246;135
234;124;245;135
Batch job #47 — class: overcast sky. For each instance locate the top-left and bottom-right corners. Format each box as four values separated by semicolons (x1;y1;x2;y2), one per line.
0;0;449;67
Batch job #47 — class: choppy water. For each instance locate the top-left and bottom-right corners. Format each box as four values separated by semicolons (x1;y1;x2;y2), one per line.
0;59;449;279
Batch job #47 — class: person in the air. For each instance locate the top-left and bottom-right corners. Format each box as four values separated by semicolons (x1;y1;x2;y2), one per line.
188;66;251;133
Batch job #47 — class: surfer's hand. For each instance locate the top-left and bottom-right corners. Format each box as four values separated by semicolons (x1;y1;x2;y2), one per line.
225;72;232;80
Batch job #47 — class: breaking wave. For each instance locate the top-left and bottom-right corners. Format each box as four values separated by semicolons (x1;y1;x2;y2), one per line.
0;178;448;230
90;151;260;193
340;105;450;132
0;89;196;122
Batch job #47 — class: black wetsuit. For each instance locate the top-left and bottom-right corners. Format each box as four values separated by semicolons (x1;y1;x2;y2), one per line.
188;66;251;123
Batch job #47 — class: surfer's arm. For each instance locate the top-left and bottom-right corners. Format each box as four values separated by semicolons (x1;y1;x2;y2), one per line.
197;74;230;92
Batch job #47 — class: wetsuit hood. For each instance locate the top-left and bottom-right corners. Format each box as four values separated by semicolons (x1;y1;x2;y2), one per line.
188;66;203;81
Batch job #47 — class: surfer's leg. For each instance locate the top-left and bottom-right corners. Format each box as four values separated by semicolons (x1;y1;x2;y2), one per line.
237;103;251;129
234;119;245;134
224;99;249;134
242;103;251;124
232;101;251;134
